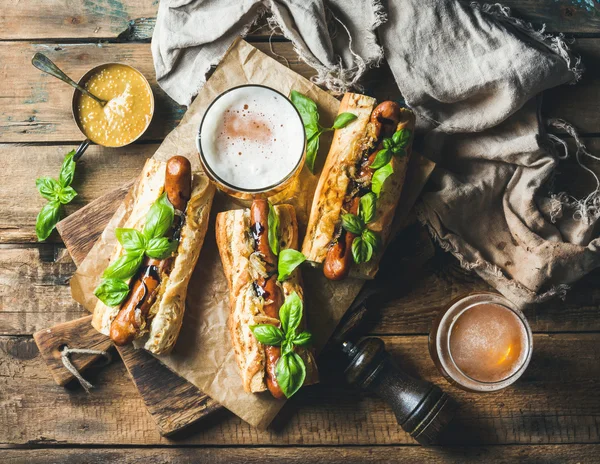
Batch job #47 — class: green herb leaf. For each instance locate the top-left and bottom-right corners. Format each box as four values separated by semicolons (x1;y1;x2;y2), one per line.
36;177;61;201
59;150;77;187
341;213;365;235
290;90;319;128
281;339;295;356
268;202;280;256
391;146;406;156
371;162;394;197
35;200;61;241
276;352;306;398
351;236;374;264
250;324;285;346
358;193;377;224
383;138;392;150
293;331;312;346
102;253;144;280
94;278;130;307
115;228;147;256
332;112;357;129
279;291;303;334
392;128;411;148
278;249;306;281
57;186;77;204
362;228;380;251
369;148;392;170
305;132;321;173
146;237;177;259
143;193;174;240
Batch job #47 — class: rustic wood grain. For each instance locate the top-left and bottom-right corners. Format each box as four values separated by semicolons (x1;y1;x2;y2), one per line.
1;40;600;144
32;315;111;386
4;444;600;464
2;241;600;337
1;334;599;446
1;0;598;40
0;143;151;243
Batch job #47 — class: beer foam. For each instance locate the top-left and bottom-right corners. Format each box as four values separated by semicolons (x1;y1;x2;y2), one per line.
199;86;305;190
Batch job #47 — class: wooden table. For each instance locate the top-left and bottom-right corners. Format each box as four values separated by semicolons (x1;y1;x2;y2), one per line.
1;1;600;462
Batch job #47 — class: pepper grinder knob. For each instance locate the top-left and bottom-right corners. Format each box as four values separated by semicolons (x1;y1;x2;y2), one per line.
342;337;457;445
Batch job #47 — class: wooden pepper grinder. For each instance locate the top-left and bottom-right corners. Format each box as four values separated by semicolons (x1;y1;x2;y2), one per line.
341;337;456;445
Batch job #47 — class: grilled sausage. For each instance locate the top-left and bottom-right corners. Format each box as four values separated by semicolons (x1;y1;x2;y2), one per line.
323;101;402;280
323;197;359;280
250;199;285;399
109;156;192;346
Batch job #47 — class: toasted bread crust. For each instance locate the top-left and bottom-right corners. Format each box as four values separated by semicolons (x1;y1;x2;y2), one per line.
91;158;214;354
216;204;317;393
301;93;416;279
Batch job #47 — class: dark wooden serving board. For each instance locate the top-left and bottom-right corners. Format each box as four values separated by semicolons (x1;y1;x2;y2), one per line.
33;183;222;436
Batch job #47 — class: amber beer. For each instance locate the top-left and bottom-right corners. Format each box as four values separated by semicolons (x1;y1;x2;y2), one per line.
429;293;532;392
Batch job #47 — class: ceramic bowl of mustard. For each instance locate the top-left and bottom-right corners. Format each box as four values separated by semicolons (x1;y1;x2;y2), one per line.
71;63;154;150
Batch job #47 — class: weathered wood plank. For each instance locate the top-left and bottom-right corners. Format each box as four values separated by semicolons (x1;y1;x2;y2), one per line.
0;143;151;243
3;444;600;464
1;334;599;446
0;0;598;40
1;40;599;143
2;241;600;336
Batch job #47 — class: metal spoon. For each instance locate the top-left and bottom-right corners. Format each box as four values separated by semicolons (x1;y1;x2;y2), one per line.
31;52;108;107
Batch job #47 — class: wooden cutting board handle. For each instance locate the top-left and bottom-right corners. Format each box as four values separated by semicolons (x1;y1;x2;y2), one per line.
33;315;112;386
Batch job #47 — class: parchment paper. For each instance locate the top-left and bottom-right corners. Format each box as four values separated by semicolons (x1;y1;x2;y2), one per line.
70;39;433;429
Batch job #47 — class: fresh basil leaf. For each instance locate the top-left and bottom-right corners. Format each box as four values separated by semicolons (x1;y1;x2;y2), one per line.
369;148;392;170
341;213;364;235
279;291;303;335
305;121;320;141
94;278;130;307
276;352;306;398
383;138;392;150
278;249;306;281
362;228;380;251
351;236;374;264
57;186;77;204
391;146;406;156
250;324;285;346
332;112;357;129
146;237;177;259
371;162;394;197
35;200;62;241
392;128;411;148
102;253;143;280
281;339;294;356
266;201;280;256
290;90;319;128
293;331;312;347
115;228;146;256
36;177;61;201
358;193;377;224
143;193;174;240
59;150;77;187
305;132;321;173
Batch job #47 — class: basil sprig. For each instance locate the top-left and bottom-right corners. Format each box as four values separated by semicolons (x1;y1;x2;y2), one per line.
341;192;381;265
290;90;357;173
278;249;306;281
370;126;412;196
94;193;178;307
35;150;78;241
267;202;280;256
250;292;312;398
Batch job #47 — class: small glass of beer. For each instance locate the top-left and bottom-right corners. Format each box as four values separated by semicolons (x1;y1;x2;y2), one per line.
429;292;533;392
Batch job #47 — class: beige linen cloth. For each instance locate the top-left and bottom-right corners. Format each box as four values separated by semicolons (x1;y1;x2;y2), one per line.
153;0;599;306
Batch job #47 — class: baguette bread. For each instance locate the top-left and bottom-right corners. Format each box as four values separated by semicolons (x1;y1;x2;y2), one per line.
302;93;415;279
92;158;214;354
216;204;317;393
